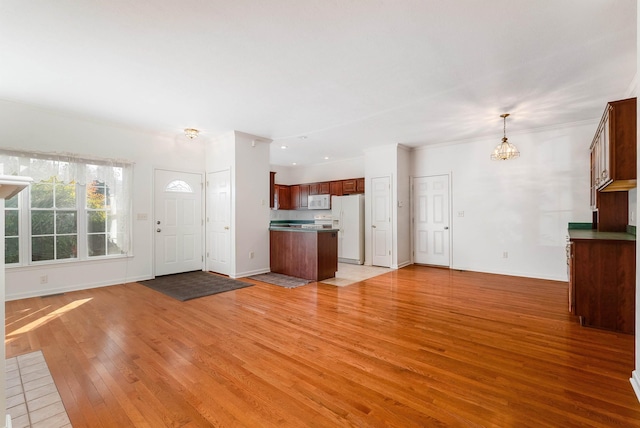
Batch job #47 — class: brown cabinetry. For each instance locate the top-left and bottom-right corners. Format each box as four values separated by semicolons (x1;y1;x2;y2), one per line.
357;178;365;193
569;231;635;334
290;185;301;209
299;184;309;208
270;230;338;281
342;179;357;194
309;182;330;195
270;172;276;208
274;185;291;210
590;97;636;193
330;181;343;196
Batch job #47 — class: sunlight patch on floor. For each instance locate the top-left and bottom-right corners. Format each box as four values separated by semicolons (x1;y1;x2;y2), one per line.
321;263;390;287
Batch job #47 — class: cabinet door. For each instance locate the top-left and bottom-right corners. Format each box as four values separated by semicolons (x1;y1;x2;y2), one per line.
356;178;365;193
319;182;330;194
299;184;309;208
275;185;291;210
309;183;319;195
330;181;343;196
270;172;276;208
343;179;357;194
290;185;300;209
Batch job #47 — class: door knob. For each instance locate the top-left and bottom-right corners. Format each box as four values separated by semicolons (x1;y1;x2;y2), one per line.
224;226;229;230
156;228;161;232
372;225;377;228
444;226;449;230
157;220;161;225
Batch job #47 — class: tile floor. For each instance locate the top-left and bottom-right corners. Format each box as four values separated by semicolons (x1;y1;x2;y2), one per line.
321;262;390;286
6;351;71;428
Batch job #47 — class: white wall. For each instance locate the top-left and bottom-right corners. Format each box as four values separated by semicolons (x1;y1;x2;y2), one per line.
396;146;411;268
273;157;365;185
0;100;206;299
411;122;594;281
233;132;271;277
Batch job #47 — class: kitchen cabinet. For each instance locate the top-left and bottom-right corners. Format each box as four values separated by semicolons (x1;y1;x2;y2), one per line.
290;184;309;209
299;184;309;208
309;182;330;195
274;185;290;210
330;181;343;196
269;172;276;208
590;97;636;193
343;179;357;194
290;185;300;209
356;178;365;193
568;230;635;334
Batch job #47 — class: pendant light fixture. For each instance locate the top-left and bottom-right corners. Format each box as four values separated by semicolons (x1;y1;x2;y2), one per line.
490;113;520;161
184;128;200;139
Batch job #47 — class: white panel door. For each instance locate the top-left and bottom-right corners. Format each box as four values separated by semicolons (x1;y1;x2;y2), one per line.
371;176;392;267
414;175;450;266
207;170;231;275
154;169;203;276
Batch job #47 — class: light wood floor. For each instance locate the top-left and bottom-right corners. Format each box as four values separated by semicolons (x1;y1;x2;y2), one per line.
6;265;640;427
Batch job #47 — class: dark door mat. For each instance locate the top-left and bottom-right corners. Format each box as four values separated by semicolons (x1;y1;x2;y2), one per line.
138;271;253;301
247;272;311;289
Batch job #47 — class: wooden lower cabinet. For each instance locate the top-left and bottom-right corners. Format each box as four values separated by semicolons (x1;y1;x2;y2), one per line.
569;236;635;334
270;230;338;281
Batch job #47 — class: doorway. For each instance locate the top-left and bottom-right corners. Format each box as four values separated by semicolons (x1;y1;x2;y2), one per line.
413;174;451;267
206;169;231;276
154;169;204;276
371;176;392;267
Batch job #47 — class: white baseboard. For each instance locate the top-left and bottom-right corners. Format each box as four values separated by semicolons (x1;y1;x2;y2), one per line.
231;268;270;279
6;414;12;428
630;370;640;403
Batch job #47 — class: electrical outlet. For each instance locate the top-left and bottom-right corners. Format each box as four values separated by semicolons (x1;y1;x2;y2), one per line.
458;211;464;217
40;275;48;284
503;252;508;259
249;251;254;259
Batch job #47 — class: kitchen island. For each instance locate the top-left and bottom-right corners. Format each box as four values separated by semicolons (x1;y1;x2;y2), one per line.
270;226;338;281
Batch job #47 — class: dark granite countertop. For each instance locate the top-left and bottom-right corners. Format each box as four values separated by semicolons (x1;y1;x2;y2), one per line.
269;226;338;232
568;229;636;242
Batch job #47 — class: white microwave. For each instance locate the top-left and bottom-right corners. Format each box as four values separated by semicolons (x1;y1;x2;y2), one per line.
308;194;331;210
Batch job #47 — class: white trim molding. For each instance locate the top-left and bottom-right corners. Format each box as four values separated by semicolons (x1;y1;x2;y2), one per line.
630;370;640;403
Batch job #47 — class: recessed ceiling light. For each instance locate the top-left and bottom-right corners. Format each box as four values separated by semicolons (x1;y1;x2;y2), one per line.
324;156;329;160
292;162;297;165
299;136;307;140
280;145;288;149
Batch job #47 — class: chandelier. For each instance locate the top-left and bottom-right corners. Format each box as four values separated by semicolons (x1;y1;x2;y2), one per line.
184;128;200;139
490;114;520;161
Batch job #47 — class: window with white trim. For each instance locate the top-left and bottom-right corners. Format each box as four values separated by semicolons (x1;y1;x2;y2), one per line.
0;150;133;265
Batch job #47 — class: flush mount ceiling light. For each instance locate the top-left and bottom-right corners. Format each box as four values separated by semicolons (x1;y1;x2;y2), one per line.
184;128;199;139
490;114;520;161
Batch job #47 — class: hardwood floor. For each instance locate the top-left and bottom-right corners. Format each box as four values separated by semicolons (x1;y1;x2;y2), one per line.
6;265;640;427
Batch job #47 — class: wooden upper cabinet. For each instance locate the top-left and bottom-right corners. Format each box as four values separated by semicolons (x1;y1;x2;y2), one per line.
591;97;636;192
330;181;343;196
299;184;309;208
309;182;330;195
342;179;357;194
269;172;276;208
356;178;365;193
290;185;301;209
275;185;291;210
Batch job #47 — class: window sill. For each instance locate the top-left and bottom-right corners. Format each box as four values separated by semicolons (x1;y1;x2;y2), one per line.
6;253;134;271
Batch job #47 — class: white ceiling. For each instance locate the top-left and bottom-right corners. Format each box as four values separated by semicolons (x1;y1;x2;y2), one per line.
1;0;636;166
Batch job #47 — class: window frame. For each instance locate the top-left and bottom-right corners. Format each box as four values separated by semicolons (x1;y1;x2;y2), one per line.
2;151;133;267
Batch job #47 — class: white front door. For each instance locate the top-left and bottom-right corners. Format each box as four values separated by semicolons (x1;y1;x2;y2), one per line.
154;169;203;276
371;176;392;267
413;174;450;267
207;170;231;276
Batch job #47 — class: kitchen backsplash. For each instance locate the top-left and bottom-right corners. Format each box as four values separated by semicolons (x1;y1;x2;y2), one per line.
270;209;332;221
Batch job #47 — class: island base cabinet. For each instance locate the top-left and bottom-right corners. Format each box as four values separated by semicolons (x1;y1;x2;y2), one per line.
571;240;635;334
270;230;338;281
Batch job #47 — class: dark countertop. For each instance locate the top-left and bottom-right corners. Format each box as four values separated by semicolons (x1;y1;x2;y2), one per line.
568;229;636;242
270;226;338;232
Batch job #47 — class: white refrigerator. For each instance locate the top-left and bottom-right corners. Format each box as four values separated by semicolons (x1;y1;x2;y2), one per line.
331;194;364;264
